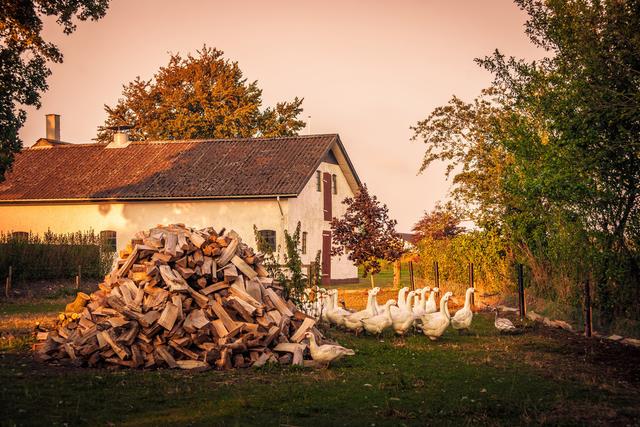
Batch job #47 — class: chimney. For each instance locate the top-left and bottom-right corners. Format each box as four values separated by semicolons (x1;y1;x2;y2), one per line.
113;131;129;146
105;125;132;148
46;114;60;141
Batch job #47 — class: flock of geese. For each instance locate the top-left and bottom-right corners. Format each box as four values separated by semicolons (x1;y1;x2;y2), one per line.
304;285;518;340
298;286;518;366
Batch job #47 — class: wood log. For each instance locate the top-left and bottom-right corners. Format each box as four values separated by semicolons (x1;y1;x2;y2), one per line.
158;302;179;330
263;288;294;317
177;360;209;370
218;238;238;266
210;300;238;332
155;345;177;368
290;317;316;343
230;255;258;280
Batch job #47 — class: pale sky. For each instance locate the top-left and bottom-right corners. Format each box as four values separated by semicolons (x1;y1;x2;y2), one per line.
19;0;542;231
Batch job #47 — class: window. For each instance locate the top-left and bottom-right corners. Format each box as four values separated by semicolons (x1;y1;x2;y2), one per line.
316;170;321;192
332;174;337;194
100;230;117;252
258;230;276;252
302;231;307;255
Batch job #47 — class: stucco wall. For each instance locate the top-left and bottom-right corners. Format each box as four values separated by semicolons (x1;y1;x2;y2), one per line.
287;162;358;281
0;199;287;255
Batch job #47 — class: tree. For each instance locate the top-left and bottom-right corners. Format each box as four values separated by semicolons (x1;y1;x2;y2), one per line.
413;202;465;241
0;0;109;181
97;46;305;142
413;0;640;328
331;185;404;287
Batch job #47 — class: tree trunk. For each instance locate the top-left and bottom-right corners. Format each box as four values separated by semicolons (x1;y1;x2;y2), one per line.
393;260;401;290
370;274;375;289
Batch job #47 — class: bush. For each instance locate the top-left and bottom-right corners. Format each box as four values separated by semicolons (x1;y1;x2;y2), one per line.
0;230;114;281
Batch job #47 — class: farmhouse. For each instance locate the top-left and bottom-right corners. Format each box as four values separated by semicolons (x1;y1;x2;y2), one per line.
0;115;361;284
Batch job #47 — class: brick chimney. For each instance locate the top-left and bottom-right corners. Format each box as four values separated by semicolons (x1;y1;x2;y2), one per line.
46;114;60;141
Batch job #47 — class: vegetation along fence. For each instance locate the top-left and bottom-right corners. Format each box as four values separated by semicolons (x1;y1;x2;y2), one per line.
0;230;115;284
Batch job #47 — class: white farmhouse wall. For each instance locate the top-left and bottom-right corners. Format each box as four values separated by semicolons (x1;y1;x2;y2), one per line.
0;199;286;254
287;161;358;281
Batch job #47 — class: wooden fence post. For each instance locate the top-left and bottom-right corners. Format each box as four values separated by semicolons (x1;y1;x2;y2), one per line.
5;266;12;298
518;263;526;319
584;278;592;337
393;260;402;290
409;261;415;291
75;265;82;289
468;263;475;308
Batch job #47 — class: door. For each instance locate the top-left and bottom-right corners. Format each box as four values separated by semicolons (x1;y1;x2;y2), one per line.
322;230;331;286
323;172;332;221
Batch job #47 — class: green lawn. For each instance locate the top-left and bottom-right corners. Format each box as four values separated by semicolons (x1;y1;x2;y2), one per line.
329;264;427;290
1;298;639;426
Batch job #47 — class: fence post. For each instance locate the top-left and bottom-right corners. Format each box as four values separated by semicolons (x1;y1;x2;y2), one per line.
75;265;82;289
409;261;415;291
584;278;592;337
468;262;475;308
518;263;526;319
4;266;12;298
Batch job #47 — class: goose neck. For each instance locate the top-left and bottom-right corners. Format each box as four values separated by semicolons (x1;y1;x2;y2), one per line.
464;289;472;310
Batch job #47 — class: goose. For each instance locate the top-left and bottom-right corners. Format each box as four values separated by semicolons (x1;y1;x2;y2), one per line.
391;291;419;336
451;288;475;332
326;289;352;327
412;287;431;317
304;332;355;367
424;287;440;314
494;309;517;333
420;291;452;340
366;287;380;316
343;288;379;334
389;287;410;316
319;292;332;323
361;299;397;336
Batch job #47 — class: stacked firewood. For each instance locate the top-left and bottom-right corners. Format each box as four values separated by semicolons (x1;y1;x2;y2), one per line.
34;224;319;370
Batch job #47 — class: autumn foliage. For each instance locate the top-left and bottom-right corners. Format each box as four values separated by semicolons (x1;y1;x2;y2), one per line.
330;185;404;282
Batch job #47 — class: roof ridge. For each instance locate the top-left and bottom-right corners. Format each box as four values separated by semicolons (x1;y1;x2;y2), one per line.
25;134;338;149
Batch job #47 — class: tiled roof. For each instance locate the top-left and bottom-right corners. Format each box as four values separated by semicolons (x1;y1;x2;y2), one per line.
0;134;342;201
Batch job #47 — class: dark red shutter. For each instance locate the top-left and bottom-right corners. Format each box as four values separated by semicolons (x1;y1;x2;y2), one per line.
323;172;332;221
322;230;331;286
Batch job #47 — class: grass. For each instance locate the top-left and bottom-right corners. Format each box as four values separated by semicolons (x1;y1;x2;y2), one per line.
330;264;428;291
1;300;639;425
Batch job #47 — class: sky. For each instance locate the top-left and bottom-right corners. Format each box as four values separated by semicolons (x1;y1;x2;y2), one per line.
19;0;543;232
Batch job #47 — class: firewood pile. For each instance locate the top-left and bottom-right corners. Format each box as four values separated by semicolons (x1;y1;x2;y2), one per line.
34;224;320;370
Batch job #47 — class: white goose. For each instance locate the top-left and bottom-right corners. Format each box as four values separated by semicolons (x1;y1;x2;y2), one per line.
361;299;397;336
319;291;332;323
326;290;351;327
451;287;475;332
343;288;379;334
420;291;452;340
494;309;517;333
424;287;440;314
412;287;431;317
391;291;419;336
389;287;410;316
305;332;355;367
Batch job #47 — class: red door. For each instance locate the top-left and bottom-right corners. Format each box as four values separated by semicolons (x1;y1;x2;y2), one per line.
322;230;331;286
323;172;332;221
